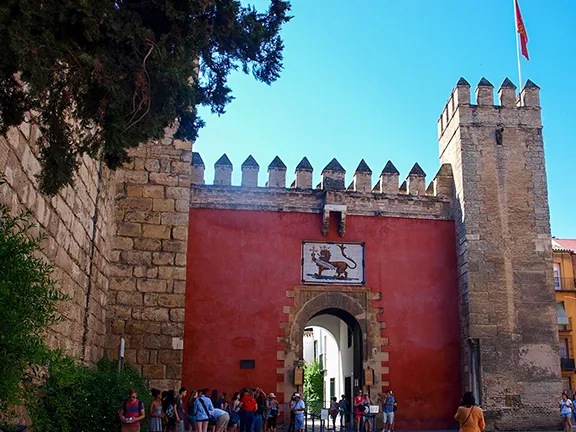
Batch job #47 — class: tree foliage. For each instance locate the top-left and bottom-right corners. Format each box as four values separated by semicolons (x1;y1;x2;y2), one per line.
0;185;68;415
27;357;152;432
304;359;324;414
0;0;291;195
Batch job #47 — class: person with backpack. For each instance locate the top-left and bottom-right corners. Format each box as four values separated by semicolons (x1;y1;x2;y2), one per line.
119;389;146;432
329;397;339;430
454;391;485;432
266;393;279;432
195;388;215;432
163;390;178;432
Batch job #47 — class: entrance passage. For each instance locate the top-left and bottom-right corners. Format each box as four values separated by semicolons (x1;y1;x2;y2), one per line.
301;309;363;415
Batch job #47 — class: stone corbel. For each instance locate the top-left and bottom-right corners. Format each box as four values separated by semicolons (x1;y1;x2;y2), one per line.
322;204;347;237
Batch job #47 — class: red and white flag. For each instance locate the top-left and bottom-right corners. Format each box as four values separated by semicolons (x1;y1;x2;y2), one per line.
515;0;529;60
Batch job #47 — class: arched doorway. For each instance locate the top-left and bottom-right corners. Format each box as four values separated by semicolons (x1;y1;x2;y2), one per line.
303;309;364;411
280;286;385;420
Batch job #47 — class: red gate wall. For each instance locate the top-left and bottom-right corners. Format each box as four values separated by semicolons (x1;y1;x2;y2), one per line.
184;208;461;430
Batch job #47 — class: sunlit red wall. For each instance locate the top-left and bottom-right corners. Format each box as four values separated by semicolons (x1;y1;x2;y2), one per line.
184;209;461;430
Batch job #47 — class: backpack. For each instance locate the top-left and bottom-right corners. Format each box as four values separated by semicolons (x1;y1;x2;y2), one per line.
165;404;176;426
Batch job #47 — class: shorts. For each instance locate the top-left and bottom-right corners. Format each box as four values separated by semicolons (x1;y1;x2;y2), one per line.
216;412;230;429
267;416;277;429
122;427;140;432
176;420;186;432
383;412;395;424
188;414;197;424
295;415;304;431
562;412;572;419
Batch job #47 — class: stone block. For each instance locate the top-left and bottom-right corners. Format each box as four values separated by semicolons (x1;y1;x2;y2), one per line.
160;212;188;226
110;277;136;292
142;364;166;379
120;250;152;266
158;349;183;364
166;364;183;379
172;227;188;241
157;294;186;308
150;172;179;186
137;279;168;293
170;308;185;322
133;238;162;251
162;240;187;253
131;264;157;279
165;187;189;200
124;210;161;224
153;198;175;212
143;185;165;199
153;252;175;266
142;224;171;239
117;222;142;237
126;185;143;197
158;266;187;281
132;307;170;322
117;292;143;306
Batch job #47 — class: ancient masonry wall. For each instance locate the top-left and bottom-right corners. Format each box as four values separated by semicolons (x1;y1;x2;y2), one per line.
0;117;115;363
438;77;561;429
104;130;192;390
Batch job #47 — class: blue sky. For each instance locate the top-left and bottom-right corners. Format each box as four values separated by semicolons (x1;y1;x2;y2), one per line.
195;0;576;238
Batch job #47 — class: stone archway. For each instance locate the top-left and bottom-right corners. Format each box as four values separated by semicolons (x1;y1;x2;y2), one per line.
277;285;386;414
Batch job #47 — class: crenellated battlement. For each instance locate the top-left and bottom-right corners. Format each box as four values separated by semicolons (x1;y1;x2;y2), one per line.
192;153;454;199
190;154;455;220
437;77;542;148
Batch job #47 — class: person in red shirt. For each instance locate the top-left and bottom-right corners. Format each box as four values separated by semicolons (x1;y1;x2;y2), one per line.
239;389;257;432
119;389;146;432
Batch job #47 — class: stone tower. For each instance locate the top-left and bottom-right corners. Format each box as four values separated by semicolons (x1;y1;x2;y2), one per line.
438;77;561;429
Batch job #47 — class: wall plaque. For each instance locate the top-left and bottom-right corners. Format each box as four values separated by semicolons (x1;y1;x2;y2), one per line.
302;241;365;285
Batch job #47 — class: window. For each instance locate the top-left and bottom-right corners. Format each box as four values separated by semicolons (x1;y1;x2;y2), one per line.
314;340;318;360
554;263;562;290
319;353;324;370
560;338;570;359
330;378;335;400
563;377;572;392
240;360;255;369
347;326;352;348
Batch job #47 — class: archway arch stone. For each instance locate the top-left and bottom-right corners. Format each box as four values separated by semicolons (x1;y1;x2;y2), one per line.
278;286;386;410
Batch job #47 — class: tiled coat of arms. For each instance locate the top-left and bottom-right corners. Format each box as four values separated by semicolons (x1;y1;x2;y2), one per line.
302;241;365;284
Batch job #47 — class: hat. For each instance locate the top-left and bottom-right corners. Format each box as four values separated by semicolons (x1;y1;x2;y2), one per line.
268;393;276;398
294;392;301;398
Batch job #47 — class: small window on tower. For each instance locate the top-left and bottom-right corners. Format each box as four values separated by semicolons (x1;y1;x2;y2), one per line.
240;360;255;369
495;128;504;146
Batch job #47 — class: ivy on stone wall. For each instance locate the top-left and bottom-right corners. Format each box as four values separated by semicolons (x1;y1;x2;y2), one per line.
0;0;291;195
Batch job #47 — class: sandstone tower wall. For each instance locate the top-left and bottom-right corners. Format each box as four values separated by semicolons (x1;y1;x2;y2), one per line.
438;77;561;429
0;117;115;363
104;129;192;390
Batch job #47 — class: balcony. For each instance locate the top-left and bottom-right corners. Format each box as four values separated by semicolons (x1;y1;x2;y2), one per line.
560;317;573;332
555;277;576;291
561;358;575;371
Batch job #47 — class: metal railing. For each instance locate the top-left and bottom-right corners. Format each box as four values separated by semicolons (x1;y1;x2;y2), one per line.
561;357;575;371
560;317;573;332
555;277;576;291
283;404;378;432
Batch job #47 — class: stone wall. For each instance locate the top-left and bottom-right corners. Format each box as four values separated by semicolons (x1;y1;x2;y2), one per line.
104;130;192;390
0;116;115;362
438;77;561;429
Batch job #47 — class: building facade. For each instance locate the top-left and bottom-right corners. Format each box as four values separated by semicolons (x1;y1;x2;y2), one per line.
0;77;563;430
553;239;576;391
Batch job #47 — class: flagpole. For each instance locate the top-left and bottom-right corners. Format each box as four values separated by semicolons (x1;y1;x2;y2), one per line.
514;0;523;88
